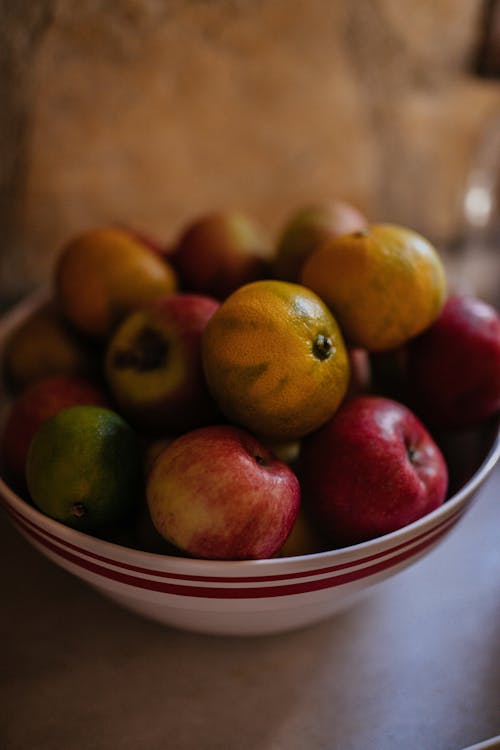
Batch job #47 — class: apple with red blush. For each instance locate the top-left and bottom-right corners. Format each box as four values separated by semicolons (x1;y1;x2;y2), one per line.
146;425;300;560
171;211;271;299
134;501;184;555
274;200;368;282
300;395;448;546
345;348;371;400
105;293;221;435
407;294;500;430
1;374;108;488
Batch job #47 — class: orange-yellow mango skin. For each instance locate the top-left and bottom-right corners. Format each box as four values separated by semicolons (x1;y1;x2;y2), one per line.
55;227;178;338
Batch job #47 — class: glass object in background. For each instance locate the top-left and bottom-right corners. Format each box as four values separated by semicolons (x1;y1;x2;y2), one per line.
447;0;500;308
456;110;500;308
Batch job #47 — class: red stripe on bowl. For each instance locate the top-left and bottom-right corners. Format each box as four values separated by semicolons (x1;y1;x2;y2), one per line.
10;509;464;599
4;498;465;583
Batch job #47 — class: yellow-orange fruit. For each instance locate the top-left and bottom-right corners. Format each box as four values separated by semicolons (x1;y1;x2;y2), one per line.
274;201;367;282
202;280;350;440
55;227;178;337
301;224;447;351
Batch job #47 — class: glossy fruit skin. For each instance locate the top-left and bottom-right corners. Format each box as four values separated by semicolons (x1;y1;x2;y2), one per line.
301;224;447;351
105;293;220;435
26;406;142;531
274;201;367;282
1;375;108;487
55;226;178;337
146;425;300;560
202;280;350;441
300;395;448;546
172;212;270;299
407;295;500;429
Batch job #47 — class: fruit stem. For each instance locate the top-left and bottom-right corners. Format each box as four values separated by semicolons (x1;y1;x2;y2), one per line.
313;334;334;361
405;442;419;465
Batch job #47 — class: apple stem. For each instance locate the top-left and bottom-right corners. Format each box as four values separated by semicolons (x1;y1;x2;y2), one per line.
406;445;418;464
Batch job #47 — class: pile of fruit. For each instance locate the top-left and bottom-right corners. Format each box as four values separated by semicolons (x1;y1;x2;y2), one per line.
2;203;500;560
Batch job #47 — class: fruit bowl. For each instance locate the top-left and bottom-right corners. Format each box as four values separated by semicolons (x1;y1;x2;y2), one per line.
1;295;499;636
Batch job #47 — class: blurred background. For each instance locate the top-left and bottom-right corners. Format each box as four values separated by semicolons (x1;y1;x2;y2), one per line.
1;0;499;307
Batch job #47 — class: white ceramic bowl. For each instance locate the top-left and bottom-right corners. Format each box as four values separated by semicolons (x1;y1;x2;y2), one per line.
1;296;499;636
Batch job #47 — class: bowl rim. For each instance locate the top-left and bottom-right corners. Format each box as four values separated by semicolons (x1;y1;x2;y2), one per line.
1;425;498;569
1;292;499;572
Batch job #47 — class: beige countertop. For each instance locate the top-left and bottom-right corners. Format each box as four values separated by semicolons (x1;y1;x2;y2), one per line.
1;464;499;750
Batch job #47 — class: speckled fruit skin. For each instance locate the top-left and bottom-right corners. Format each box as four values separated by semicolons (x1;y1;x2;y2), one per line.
300;224;447;351
202;280;350;441
106;294;221;435
407;295;500;429
2;374;108;487
26;406;142;531
300;395;448;546
147;425;301;560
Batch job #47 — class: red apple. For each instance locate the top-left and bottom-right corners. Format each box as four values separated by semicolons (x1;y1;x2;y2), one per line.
345;348;371;400
369;346;410;403
105;293;220;435
300;395;448;546
1;374;108;487
171;211;271;299
407;295;500;429
273;200;368;282
134;502;184;555
146;425;301;560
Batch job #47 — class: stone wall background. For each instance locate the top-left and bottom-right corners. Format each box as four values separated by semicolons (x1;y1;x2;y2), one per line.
1;0;499;303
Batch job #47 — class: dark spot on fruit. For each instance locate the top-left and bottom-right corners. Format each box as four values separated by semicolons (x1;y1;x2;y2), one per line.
352;230;370;239
404;438;419;465
313;334;334;361
113;327;169;372
71;502;86;518
243;362;269;381
254;454;265;466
